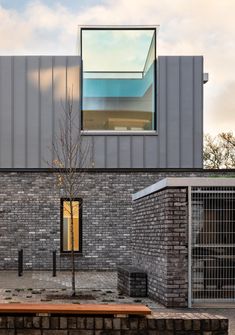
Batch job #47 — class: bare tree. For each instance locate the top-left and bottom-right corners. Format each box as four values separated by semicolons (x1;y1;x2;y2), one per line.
204;132;235;169
50;89;91;296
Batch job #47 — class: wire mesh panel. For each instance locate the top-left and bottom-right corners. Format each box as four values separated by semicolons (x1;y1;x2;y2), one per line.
191;186;235;304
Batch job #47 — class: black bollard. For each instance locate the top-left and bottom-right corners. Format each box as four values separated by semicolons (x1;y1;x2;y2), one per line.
18;249;23;277
53;250;56;277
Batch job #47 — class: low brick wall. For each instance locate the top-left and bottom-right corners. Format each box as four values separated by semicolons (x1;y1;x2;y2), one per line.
0;313;228;334
117;266;147;297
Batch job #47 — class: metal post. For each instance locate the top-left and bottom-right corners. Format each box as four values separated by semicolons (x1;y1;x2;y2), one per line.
18;249;23;277
53;250;56;277
188;186;192;308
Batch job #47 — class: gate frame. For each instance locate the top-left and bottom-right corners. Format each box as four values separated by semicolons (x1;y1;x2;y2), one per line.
188;186;192;308
188;183;235;307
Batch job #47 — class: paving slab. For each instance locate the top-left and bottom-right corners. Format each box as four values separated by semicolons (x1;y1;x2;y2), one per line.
0;270;117;289
0;271;235;334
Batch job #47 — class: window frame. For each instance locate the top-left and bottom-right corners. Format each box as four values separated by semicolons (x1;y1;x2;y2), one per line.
60;198;83;254
80;26;158;133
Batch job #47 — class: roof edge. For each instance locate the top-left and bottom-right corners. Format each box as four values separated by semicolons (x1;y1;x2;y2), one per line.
132;177;235;201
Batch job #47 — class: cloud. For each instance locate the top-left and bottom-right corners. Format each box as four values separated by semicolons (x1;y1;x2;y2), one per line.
0;1;78;54
205;81;235;134
0;0;234;134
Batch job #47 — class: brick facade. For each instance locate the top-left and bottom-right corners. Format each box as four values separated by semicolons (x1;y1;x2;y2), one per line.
0;170;234;307
0;170;234;271
0;170;165;270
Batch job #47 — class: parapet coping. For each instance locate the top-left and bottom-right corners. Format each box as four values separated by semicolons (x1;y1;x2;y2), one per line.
132;177;235;201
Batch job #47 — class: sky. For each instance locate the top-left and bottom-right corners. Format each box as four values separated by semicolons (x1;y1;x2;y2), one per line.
0;0;234;135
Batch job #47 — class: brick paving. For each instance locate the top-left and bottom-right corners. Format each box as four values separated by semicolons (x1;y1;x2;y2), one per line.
0;271;162;310
0;271;234;333
0;270;117;289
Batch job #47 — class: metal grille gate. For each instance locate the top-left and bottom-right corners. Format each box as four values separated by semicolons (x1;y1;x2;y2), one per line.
189;186;235;305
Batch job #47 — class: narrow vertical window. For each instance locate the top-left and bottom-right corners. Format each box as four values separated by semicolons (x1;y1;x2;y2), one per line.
61;198;82;252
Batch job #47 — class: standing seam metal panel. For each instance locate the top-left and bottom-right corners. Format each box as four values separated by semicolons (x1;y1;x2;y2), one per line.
27;57;40;168
158;56;167;168
40;56;53;168
193;57;203;168
180;57;194;167
13;56;27;168
166;56;180;167
0;56;81;168
158;56;203;169
0;57;12;168
0;55;203;169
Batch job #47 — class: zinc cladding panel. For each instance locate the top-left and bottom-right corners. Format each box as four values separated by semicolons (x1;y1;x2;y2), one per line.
158;56;203;169
180;56;194;168
193;57;203;168
13;56;26;167
165;56;180;168
27;56;40;168
91;55;203;169
40;56;53;168
106;136;118;168
0;55;81;168
0;56;203;168
0;57;13;168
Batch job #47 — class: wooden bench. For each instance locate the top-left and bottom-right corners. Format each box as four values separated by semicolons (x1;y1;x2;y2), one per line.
0;303;151;316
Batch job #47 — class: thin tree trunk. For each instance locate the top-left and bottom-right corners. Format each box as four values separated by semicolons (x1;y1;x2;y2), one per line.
49;91;92;296
70;199;76;296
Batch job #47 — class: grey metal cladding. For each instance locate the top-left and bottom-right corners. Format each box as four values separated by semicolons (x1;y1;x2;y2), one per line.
27;56;40;168
91;56;203;169
0;55;203;169
106;136;118;168
119;137;131;168
0;55;81;168
165;56;181;168
157;56;203;169
180;56;194;167
144;136;158;168
93;136;106;168
0;57;13;168
193;56;203;168
132;136;144;168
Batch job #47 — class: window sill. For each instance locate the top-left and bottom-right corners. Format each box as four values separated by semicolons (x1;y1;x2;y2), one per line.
81;130;158;136
60;252;83;256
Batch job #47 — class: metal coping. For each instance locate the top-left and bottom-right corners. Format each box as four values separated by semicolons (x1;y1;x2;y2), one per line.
132;177;235;201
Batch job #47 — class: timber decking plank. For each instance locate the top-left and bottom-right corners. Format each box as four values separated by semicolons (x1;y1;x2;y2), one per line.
0;303;151;315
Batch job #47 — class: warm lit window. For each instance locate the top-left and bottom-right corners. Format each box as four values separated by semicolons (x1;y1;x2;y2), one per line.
61;199;82;252
80;27;157;131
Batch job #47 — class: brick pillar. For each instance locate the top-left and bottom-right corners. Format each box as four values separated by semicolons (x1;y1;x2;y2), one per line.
132;187;188;307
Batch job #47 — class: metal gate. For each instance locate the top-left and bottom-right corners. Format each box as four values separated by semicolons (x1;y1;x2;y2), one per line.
189;186;235;306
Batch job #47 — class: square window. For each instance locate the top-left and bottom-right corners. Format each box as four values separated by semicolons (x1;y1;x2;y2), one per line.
61;198;82;253
80;27;157;131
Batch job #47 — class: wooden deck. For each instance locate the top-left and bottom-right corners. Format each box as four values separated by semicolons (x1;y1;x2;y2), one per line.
0;303;151;315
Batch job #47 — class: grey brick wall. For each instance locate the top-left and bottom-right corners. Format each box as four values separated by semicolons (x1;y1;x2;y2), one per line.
132;188;188;307
0;170;234;271
0;171;161;270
